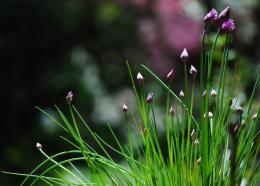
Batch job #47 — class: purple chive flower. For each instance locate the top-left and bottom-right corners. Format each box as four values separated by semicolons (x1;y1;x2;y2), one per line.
137;72;144;83
204;8;218;23
189;65;198;78
221;19;235;32
218;6;230;22
166;69;174;80
146;92;154;104
66;91;73;104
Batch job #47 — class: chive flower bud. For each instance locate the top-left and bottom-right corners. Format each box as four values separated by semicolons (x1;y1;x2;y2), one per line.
236;106;243;115
189;65;198;78
221;19;235;32
229;122;239;137
66;91;73;104
122;104;128;112
202;90;207;97
191;129;196;141
166;69;174;80
218;6;230;22
36;142;42;149
204;8;218;23
137;72;144;83
196;157;202;165
169;106;175;116
204;111;213;118
252;113;257;121
179;90;185;98
146;92;154;104
210;89;217;97
180;48;189;63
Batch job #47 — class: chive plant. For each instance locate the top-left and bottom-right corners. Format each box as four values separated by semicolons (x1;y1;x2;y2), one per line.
3;6;260;186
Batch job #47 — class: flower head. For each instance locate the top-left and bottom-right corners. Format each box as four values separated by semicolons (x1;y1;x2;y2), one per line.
36;142;42;149
122;104;128;112
204;111;213;118
137;72;144;83
166;69;174;80
179;90;185;98
229;122;239;137
169;106;175;116
210;89;217;97
252;113;257;121
218;6;230;22
146;92;154;104
236;106;243;115
204;8;218;23
66;91;73;104
189;65;198;77
221;19;235;32
180;48;189;63
202;90;207;97
191;129;196;141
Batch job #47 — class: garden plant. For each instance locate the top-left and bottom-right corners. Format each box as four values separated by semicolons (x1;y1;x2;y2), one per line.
3;6;260;186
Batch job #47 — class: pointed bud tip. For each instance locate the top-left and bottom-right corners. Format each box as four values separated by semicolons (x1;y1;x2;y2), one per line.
166;69;174;80
236;106;243;115
146;92;154;104
36;142;42;149
210;89;217;97
189;65;198;77
66;91;73;104
252;113;257;121
169;106;175;116
122;104;128;112
137;72;144;82
179;90;185;98
180;48;189;63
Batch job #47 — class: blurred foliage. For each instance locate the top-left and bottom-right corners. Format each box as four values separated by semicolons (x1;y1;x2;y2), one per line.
0;0;259;185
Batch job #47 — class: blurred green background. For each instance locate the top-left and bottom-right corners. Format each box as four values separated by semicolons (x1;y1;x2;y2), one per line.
1;0;259;185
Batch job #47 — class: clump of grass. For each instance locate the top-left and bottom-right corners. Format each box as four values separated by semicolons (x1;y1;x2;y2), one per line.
3;6;260;186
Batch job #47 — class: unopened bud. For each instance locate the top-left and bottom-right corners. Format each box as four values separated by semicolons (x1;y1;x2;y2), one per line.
202;90;207;97
218;6;230;22
204;8;218;23
210;89;217;97
189;65;198;78
137;72;144;83
229;122;239;137
252;113;257;121
204;111;213;118
36;142;42;149
180;48;189;63
169;106;175;116
146;92;154;104
66;91;73;104
166;69;174;80
179;90;185;98
236;106;244;115
196;157;202;165
122;104;128;112
191;129;196;141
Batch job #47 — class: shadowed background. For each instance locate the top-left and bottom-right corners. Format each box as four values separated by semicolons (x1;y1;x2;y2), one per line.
1;0;259;185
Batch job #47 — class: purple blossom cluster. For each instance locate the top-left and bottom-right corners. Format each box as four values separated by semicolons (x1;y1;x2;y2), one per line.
204;6;235;32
